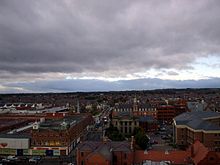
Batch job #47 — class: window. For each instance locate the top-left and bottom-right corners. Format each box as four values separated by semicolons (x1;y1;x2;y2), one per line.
124;153;127;159
113;155;117;162
81;161;84;165
125;127;127;133
81;152;84;157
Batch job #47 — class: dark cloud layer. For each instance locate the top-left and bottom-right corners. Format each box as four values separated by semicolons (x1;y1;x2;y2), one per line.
1;78;220;93
1;0;220;93
0;0;220;75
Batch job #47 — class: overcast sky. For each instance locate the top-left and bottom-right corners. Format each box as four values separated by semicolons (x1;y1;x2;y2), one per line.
0;0;220;93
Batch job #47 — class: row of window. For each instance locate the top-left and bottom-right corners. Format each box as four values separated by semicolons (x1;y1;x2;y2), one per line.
32;140;63;146
115;108;156;112
120;127;132;134
115;121;138;126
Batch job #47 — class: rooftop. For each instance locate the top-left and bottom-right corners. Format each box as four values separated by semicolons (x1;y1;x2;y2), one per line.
174;111;220;131
39;114;86;130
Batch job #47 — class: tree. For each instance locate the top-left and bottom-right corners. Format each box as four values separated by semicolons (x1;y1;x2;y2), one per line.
105;125;125;141
134;127;149;150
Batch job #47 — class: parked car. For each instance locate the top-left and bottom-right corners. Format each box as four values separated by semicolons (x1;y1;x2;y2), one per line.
149;139;158;144
161;135;169;140
7;156;18;161
154;131;160;135
29;156;41;163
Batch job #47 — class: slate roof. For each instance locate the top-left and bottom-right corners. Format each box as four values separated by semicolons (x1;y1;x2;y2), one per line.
174;111;220;131
0;133;31;139
139;115;155;123
78;141;132;153
39;114;84;130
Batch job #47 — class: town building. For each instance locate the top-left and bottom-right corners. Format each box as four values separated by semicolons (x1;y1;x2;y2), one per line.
157;104;187;123
0;113;94;156
111;98;157;135
76;139;134;165
173;111;220;151
77;139;220;165
31;113;93;156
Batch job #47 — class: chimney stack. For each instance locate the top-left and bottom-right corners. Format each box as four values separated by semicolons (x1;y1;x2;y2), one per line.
131;136;135;150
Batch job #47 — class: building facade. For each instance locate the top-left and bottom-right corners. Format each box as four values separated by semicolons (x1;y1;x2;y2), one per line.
112;98;157;135
77;139;219;165
31;113;94;156
173;111;220;151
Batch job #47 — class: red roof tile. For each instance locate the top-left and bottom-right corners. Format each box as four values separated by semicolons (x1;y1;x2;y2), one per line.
134;150;191;164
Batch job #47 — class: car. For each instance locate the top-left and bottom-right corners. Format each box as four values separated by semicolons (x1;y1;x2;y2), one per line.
154;131;160;135
2;158;10;162
29;156;41;163
161;135;169;140
147;146;153;150
159;127;166;131
7;156;18;161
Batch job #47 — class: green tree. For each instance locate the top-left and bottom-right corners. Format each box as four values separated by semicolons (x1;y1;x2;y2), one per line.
105;125;125;141
134;127;149;150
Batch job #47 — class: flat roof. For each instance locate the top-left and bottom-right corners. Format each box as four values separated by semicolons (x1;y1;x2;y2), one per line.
39;114;87;130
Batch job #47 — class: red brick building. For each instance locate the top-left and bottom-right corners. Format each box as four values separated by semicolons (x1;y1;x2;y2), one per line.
77;140;219;165
31;113;93;156
76;140;134;165
156;105;176;123
157;104;187;123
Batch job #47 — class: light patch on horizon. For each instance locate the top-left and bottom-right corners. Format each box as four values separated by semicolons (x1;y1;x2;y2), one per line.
63;55;220;81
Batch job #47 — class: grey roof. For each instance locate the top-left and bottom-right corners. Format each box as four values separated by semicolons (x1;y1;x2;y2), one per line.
39;114;85;130
139;116;155;123
96;144;112;160
115;104;133;109
78;141;132;153
187;102;207;112
0;133;31;139
174;111;220;131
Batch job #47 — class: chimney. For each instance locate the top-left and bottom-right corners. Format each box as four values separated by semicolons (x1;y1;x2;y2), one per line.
131;136;135;150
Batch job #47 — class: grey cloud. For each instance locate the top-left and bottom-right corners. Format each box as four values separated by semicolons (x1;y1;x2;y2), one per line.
0;0;220;76
166;71;179;76
2;78;220;93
